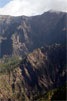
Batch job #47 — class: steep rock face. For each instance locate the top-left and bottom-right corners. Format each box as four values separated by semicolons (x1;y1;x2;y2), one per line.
0;11;66;58
0;44;66;100
0;16;32;58
20;44;66;91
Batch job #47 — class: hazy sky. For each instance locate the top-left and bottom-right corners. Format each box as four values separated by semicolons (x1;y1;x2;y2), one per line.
0;0;67;16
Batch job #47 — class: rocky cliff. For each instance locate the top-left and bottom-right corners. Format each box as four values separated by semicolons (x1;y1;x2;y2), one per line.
0;44;66;100
0;11;66;58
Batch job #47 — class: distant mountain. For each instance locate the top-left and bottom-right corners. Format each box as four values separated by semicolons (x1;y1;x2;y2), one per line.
0;44;66;100
0;11;66;58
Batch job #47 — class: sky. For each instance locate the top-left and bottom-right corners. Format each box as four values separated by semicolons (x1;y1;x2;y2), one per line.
0;0;67;16
0;0;11;8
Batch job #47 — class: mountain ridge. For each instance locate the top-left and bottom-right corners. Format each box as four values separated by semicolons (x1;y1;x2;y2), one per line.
0;11;66;58
0;43;66;100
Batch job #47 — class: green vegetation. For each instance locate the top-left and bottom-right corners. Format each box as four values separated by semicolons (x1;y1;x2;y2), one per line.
33;84;67;101
0;56;22;74
51;84;67;101
33;89;55;101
